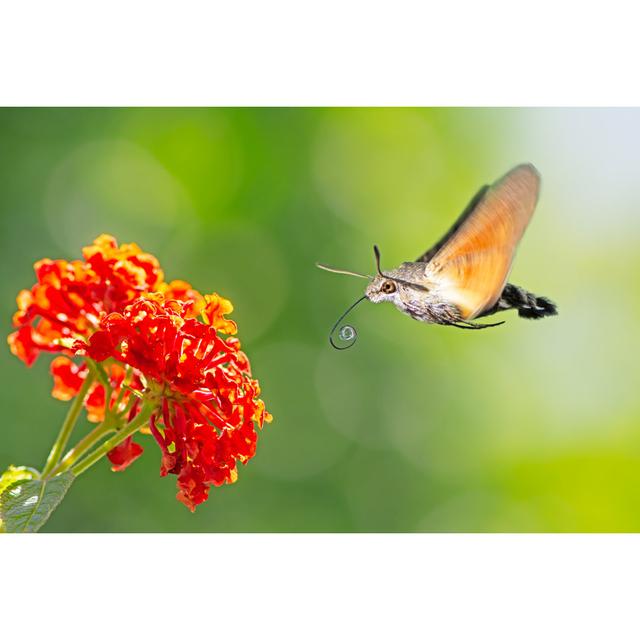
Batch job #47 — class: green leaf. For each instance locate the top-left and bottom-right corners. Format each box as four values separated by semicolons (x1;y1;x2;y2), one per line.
0;465;40;532
0;472;74;533
0;465;38;496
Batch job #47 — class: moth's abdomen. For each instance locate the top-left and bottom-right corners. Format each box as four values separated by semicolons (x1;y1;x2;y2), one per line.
399;296;462;325
479;283;558;320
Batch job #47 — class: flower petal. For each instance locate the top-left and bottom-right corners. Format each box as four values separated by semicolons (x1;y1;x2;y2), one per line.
50;356;87;401
107;436;144;472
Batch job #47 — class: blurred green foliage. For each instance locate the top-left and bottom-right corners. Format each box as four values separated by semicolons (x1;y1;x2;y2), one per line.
1;107;639;532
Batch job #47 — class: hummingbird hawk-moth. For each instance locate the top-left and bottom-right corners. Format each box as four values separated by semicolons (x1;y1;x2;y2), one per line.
317;163;557;349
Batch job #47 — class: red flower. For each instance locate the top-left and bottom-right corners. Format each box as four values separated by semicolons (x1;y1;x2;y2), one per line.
75;295;270;510
8;235;270;510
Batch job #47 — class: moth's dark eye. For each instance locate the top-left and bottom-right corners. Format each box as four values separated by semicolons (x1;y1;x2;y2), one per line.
381;280;396;294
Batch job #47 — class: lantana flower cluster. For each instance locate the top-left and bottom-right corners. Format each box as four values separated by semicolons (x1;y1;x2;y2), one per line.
7;235;271;510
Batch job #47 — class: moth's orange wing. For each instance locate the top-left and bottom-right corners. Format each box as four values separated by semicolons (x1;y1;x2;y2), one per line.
425;164;540;320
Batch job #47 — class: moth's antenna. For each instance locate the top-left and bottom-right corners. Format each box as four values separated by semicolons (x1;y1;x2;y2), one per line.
329;295;367;350
316;263;371;280
373;245;384;276
373;244;430;293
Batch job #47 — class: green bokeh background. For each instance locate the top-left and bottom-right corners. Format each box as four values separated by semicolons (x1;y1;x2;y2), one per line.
1;107;638;532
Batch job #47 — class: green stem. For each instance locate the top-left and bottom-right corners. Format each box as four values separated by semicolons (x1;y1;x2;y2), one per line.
46;419;115;478
71;403;156;477
41;369;97;477
87;359;115;413
119;393;139;419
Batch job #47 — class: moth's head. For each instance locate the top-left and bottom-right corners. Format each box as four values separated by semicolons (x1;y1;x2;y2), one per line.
365;273;402;303
316;245;425;350
317;245;423;305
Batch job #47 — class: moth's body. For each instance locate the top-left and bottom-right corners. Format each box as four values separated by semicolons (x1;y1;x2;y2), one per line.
318;163;557;347
365;264;556;327
366;264;461;325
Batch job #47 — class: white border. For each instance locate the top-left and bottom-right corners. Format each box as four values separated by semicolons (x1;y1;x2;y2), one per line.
1;534;639;638
2;3;640;636
1;1;639;105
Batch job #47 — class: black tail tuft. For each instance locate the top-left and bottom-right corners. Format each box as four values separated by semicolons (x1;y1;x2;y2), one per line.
500;284;558;320
517;296;557;319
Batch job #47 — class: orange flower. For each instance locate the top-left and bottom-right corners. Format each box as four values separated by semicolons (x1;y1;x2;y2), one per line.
50;356;86;401
8;234;194;419
202;293;237;335
8;235;165;367
81;233;164;295
158;279;206;319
